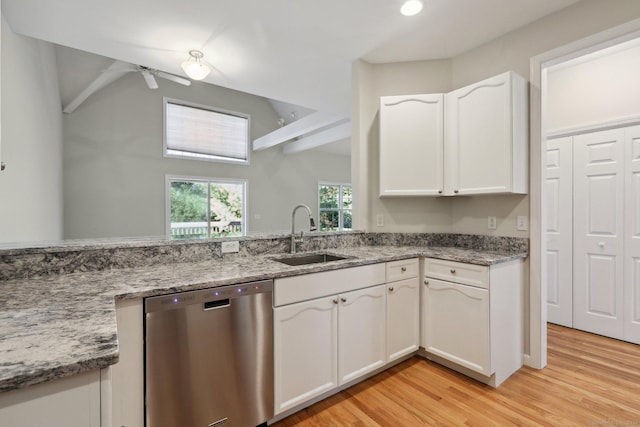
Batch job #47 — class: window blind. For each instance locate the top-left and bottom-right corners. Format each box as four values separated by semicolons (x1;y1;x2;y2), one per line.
166;101;249;162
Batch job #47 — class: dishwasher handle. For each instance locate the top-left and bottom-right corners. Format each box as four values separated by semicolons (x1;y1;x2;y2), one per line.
204;299;230;310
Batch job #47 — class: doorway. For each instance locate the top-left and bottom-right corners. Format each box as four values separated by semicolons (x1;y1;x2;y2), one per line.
541;35;640;345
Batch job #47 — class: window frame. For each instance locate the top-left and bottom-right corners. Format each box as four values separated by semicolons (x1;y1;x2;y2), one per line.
165;175;248;239
318;181;352;232
163;97;251;165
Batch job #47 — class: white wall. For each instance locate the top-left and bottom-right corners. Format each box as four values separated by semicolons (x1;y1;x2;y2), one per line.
546;42;640;132
63;71;350;239
0;19;63;244
352;0;640;237
352;59;453;233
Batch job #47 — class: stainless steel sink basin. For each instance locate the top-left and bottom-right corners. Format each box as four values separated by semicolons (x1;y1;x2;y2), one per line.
273;253;349;266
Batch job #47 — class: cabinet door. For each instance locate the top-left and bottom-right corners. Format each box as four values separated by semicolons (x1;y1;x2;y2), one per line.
379;94;444;196
445;72;527;195
423;278;491;375
338;285;386;385
386;277;420;362
274;297;338;414
0;370;101;427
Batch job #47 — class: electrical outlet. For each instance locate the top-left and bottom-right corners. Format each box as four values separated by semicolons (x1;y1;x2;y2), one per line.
517;216;528;231
221;241;240;253
376;214;384;227
488;216;497;230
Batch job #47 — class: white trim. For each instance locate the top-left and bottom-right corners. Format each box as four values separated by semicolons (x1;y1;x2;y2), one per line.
546;115;640;139
163;97;251;166
165;174;248;238
529;17;640;370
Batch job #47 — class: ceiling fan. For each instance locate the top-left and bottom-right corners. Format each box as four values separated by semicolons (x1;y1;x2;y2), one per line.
63;60;192;114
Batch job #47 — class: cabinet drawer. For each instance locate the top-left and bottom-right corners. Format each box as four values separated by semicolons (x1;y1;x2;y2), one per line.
424;258;489;289
386;258;419;282
274;263;386;307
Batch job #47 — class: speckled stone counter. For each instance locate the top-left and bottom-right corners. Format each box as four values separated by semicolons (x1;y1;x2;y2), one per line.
0;235;527;394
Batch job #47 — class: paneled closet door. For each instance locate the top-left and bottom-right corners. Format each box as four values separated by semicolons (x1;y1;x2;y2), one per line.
545;137;573;327
624;125;640;343
573;129;625;339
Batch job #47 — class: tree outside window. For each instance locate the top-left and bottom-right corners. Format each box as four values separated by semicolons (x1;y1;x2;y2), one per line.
318;183;352;231
168;178;246;239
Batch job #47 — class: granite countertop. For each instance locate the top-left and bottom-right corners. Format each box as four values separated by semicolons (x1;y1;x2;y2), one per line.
0;245;526;393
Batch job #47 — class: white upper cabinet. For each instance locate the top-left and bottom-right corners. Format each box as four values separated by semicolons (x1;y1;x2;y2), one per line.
378;71;528;197
379;94;444;196
444;71;528;195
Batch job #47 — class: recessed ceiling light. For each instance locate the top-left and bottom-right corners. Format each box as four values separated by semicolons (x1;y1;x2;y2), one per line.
400;0;423;16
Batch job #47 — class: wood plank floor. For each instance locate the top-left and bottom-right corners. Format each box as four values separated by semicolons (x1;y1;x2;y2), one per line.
272;324;640;426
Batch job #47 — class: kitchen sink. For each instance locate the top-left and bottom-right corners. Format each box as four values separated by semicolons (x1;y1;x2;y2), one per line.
273;253;349;266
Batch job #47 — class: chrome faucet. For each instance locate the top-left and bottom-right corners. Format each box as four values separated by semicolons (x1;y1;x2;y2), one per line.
291;204;317;253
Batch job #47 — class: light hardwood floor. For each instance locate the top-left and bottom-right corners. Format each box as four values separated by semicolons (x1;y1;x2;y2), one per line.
272;324;640;426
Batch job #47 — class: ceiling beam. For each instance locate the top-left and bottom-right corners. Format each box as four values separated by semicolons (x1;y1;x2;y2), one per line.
283;121;351;155
63;60;133;113
252;111;345;151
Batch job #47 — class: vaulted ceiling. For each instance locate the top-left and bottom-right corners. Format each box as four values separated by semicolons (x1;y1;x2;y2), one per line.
2;0;581;153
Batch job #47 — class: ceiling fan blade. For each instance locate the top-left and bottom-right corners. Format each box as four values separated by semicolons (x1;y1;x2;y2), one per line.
141;69;158;89
156;71;192;86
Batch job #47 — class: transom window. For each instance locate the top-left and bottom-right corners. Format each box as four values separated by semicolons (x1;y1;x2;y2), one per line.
318;182;352;231
164;98;250;164
167;177;246;239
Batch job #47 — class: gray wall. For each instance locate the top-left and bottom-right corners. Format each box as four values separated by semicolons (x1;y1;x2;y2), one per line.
0;18;63;244
63;70;350;239
352;0;640;237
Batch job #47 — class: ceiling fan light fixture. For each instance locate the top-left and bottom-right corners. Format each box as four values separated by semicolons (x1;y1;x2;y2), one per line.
400;0;423;16
181;50;211;80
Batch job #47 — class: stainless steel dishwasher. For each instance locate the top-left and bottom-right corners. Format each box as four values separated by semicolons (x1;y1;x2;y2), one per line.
144;280;274;427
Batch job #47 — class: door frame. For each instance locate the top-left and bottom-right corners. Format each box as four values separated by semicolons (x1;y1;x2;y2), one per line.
529;18;640;369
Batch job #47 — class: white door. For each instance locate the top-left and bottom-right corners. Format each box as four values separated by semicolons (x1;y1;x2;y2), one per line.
379;94;444;196
573;129;625;339
273;297;338;414
624;125;640;344
423;278;491;376
445;72;512;195
545;137;573;327
338;285;386;385
386;277;420;362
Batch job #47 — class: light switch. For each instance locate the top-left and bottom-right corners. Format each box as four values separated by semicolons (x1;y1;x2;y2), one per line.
517;216;528;231
488;216;497;230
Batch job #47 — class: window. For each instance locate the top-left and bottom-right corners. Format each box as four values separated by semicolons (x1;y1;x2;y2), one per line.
167;177;246;239
164;98;250;164
318;183;352;231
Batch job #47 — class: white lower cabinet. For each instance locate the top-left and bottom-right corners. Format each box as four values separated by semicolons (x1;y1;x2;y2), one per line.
0;370;101;427
273;283;387;415
385;259;420;362
422;258;524;387
274;261;425;417
338;285;386;384
274;296;339;414
423;278;491;374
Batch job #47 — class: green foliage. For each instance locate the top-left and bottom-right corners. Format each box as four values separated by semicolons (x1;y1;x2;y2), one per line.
170;182;208;222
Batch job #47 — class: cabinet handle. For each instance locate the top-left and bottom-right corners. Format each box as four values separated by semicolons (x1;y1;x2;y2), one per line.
454;189;459;194
340;297;347;303
401;266;407;272
438;190;442;194
450;269;456;274
388;287;394;292
424;279;429;285
332;298;338;304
